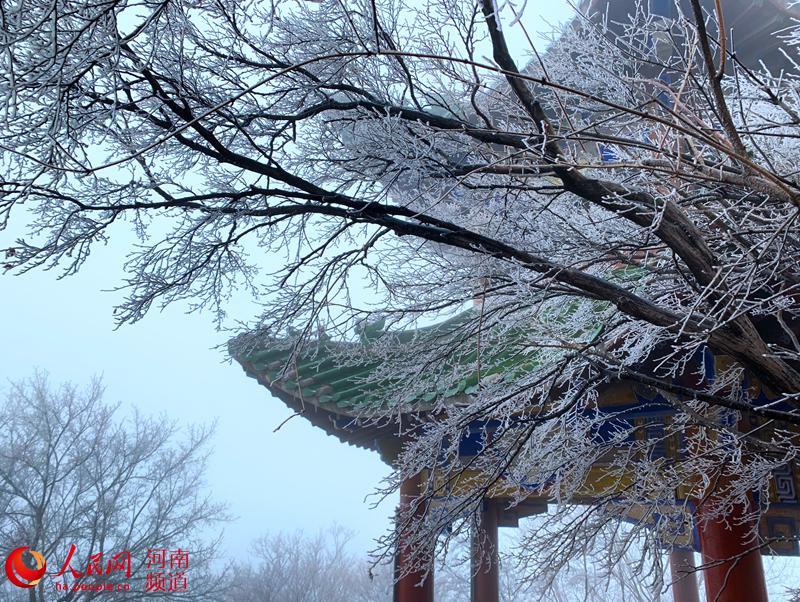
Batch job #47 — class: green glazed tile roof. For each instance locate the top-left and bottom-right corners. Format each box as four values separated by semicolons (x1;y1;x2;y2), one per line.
230;310;491;415
229;299;610;417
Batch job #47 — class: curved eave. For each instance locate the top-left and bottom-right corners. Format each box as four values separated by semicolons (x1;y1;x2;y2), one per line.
235;356;394;453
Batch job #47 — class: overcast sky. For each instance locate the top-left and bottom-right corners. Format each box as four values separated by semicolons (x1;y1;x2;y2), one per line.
1;227;400;558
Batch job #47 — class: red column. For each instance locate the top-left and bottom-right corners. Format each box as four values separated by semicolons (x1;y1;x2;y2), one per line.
394;473;434;602
471;499;500;602
697;501;768;602
669;548;700;602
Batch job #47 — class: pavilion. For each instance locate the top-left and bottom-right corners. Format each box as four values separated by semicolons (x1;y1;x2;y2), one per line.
231;1;800;600
230;308;800;602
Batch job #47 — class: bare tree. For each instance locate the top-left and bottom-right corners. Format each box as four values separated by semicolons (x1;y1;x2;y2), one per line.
3;0;800;587
512;522;672;602
223;524;665;602
0;373;227;601
435;524;670;602
223;526;392;602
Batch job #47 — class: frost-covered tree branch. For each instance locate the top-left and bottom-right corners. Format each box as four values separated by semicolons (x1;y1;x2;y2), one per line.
0;373;227;601
4;0;800;588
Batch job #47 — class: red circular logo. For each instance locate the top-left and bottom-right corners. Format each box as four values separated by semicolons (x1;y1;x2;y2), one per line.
5;547;46;588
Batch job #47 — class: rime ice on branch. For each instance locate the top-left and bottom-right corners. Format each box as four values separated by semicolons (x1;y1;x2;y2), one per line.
4;0;800;598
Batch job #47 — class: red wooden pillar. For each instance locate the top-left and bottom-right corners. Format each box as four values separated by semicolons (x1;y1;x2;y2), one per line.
669;548;700;602
697;500;768;602
471;498;500;602
394;473;434;602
